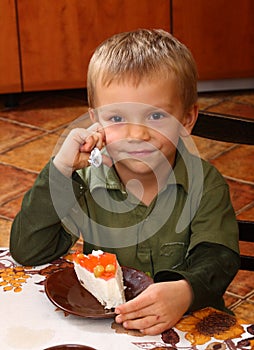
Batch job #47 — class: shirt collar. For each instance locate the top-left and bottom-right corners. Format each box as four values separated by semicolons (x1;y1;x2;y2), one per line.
166;139;190;193
78;152;125;193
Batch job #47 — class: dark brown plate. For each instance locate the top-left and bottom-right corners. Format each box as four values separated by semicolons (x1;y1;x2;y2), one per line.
45;266;153;319
44;345;96;350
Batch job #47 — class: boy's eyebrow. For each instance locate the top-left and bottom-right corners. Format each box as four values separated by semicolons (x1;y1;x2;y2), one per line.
144;104;175;115
97;108;126;118
98;103;175;115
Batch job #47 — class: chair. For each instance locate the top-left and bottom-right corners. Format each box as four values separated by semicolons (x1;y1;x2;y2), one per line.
192;111;254;271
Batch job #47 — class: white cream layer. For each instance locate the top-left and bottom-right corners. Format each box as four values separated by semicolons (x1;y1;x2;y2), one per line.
74;261;126;309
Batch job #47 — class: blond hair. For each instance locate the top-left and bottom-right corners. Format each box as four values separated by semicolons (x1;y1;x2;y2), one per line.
87;29;198;111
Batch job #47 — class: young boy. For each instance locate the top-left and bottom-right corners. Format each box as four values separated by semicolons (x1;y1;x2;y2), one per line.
10;29;240;335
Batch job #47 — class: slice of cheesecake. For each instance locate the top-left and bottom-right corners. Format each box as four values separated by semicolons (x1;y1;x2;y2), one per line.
73;250;126;309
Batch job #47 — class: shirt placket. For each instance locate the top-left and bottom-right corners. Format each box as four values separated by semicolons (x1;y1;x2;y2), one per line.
134;203;154;275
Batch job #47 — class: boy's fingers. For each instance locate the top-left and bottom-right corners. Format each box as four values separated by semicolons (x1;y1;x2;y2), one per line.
79;133;104;152
79;123;105;152
122;314;162;330
79;135;96;152
115;295;152;319
87;122;105;138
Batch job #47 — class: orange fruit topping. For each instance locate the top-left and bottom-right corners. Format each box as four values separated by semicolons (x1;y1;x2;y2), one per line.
73;251;117;280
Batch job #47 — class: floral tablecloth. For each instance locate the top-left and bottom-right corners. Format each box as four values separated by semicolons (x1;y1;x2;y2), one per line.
0;248;253;350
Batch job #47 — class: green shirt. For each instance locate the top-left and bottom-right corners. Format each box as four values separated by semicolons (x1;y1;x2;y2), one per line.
10;141;240;312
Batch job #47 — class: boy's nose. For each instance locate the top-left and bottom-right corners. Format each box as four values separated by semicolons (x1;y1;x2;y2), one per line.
126;123;150;141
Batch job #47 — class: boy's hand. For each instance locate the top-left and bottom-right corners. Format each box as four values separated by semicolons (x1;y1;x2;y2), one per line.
115;280;193;335
53;123;110;177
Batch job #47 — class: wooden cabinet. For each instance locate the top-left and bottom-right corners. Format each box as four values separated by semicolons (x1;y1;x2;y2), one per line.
0;0;21;93
17;0;170;91
172;0;254;80
1;0;253;94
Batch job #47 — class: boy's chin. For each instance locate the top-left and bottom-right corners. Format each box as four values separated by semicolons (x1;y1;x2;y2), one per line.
115;158;163;175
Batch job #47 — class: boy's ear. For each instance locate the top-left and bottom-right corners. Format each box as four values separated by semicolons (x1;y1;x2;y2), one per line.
180;104;199;137
89;108;97;123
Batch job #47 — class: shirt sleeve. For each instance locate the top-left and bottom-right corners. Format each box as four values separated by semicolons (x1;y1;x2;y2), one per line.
10;160;86;266
188;181;239;254
154;242;240;312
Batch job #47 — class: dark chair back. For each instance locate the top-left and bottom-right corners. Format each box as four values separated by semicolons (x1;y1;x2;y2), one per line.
192;111;254;271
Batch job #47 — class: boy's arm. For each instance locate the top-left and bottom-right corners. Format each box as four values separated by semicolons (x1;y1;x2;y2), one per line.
155;166;241;312
154;242;240;312
10;160;85;266
10;124;107;266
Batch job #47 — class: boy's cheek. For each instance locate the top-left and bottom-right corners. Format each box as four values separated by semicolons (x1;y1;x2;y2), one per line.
104;128;122;145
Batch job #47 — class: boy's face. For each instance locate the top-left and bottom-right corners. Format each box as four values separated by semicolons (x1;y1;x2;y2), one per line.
91;76;197;176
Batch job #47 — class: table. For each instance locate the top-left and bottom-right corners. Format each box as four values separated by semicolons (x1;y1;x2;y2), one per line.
0;248;253;350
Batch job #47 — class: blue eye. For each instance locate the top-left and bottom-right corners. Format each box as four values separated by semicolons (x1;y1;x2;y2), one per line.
110;115;124;123
149;112;165;120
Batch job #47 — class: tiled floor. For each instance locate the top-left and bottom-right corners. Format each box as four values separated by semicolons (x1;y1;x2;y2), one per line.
0;88;253;322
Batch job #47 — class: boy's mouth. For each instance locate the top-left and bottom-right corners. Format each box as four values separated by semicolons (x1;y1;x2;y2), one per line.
126;149;156;158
